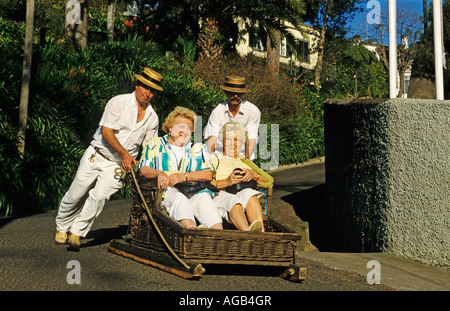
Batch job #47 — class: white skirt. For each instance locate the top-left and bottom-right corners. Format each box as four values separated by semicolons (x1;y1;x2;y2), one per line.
213;188;262;222
163;187;223;228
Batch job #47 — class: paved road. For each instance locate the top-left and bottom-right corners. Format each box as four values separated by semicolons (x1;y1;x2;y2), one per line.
1;158;448;299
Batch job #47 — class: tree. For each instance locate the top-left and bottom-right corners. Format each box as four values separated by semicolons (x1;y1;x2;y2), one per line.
17;0;35;157
423;0;428;33
362;5;422;45
397;37;416;97
197;18;224;63
413;0;450;99
344;35;378;95
369;5;421;97
303;0;363;88
313;0;333;88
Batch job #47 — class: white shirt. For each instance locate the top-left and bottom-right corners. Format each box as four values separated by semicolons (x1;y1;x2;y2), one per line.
91;92;159;162
204;100;261;159
169;144;185;167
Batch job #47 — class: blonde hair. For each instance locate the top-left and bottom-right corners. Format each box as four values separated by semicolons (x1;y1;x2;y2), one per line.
218;122;247;144
162;106;197;133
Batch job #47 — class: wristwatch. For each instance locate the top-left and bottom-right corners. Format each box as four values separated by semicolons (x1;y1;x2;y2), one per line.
185;173;188;182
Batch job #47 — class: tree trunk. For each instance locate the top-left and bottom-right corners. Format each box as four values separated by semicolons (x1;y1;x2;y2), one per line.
376;45;389;71
423;0;428;33
107;0;115;42
314;0;333;89
18;0;35;157
266;30;281;78
398;69;405;97
65;0;88;50
197;18;223;61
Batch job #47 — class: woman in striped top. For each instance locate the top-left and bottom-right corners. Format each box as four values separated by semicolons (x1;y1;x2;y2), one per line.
137;107;223;230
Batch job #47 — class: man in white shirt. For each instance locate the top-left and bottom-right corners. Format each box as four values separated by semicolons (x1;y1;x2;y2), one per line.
55;68;163;251
204;75;261;160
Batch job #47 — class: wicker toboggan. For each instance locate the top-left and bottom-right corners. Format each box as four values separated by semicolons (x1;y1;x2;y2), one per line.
108;165;306;281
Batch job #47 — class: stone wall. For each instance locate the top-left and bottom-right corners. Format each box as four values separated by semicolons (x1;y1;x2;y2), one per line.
324;98;449;269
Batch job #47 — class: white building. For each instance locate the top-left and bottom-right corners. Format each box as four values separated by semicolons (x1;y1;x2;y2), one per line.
235;21;320;71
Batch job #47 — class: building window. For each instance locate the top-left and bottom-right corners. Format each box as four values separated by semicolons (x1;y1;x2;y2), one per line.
280;36;288;57
250;31;266;51
298;40;310;63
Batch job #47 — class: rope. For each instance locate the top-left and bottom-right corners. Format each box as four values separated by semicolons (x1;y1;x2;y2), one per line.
129;165;190;270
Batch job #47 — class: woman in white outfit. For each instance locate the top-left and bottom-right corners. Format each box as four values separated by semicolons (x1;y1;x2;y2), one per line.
211;122;272;232
137;107;223;230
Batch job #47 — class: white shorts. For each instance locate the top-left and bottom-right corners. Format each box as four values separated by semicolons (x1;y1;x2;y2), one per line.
213;188;262;221
163;187;222;228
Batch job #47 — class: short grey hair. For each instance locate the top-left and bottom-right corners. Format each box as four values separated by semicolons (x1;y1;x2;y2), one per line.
218;122;247;143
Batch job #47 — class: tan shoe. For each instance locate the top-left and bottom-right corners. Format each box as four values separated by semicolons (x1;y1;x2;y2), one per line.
55;231;68;245
246;220;262;232
68;232;80;251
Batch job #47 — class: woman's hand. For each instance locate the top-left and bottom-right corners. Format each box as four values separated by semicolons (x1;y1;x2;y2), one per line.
157;171;170;190
227;170;245;185
168;173;185;186
239;168;257;182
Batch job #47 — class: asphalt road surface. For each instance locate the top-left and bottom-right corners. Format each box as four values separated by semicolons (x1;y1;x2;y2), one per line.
0;160;397;302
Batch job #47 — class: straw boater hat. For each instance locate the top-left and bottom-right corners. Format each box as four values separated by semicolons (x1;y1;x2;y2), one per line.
134;67;163;91
220;75;249;93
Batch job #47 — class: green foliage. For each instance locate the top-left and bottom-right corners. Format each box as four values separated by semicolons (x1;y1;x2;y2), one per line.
329;57;388;98
172;36;197;62
278;85;325;164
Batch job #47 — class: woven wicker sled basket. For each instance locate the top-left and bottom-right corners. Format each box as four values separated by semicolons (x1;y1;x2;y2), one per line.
127;178;302;267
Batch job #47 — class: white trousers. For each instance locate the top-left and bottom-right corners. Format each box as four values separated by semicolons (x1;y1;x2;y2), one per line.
55;146;123;237
163;187;222;228
213;188;262;222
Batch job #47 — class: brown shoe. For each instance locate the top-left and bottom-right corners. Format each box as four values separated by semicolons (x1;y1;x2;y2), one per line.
68;232;80;251
55;231;68;245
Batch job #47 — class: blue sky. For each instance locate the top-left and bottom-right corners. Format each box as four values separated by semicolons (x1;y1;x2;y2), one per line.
348;0;431;44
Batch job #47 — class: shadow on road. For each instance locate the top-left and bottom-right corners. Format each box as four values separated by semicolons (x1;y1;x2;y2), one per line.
281;184;333;251
203;264;288;278
83;225;128;249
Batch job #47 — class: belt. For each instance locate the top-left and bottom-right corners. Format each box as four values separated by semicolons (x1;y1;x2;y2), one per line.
94;147;112;161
